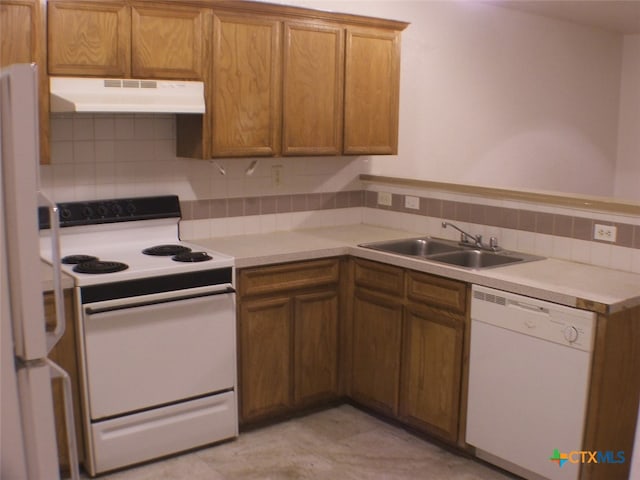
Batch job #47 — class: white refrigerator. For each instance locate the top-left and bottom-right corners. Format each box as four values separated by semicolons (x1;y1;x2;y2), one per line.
1;64;78;479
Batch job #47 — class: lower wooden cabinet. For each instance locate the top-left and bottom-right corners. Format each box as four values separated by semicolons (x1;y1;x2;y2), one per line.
239;296;292;421
351;287;403;417
349;258;468;444
293;290;339;406
238;256;469;443
400;304;464;442
238;258;341;425
44;289;84;475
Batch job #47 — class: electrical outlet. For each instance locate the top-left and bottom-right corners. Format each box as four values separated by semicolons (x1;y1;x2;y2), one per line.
594;224;617;242
405;196;420;210
377;191;392;206
271;165;283;187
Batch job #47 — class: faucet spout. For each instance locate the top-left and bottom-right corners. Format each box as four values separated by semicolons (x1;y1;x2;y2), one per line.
442;221;482;247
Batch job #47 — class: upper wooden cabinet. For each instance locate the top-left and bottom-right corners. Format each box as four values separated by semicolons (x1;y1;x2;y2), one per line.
42;0;407;160
211;12;281;157
48;1;210;80
282;21;344;156
1;0;38;65
208;12;404;158
48;1;130;77
0;0;50;163
344;27;401;155
131;3;209;80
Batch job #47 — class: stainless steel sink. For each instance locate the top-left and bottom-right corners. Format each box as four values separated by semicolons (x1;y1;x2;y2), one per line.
427;249;524;268
359;237;544;269
359;237;462;257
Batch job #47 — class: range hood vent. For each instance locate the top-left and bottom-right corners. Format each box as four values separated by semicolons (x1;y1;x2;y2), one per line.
50;77;205;114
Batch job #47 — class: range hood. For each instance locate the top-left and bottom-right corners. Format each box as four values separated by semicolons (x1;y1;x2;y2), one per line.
49;77;205;114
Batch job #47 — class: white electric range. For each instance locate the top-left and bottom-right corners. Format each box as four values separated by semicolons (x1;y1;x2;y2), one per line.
40;195;238;476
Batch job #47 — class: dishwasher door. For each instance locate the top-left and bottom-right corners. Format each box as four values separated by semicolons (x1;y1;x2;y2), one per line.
466;285;595;480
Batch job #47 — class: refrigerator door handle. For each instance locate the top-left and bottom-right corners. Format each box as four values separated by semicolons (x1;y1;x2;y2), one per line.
40;191;66;352
48;359;80;480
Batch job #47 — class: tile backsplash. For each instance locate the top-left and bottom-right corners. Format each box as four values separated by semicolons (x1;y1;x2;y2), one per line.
41;114;640;274
361;185;640;274
42;112;364;205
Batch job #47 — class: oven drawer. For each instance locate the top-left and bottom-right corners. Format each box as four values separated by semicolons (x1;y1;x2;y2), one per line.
91;391;237;474
83;287;236;419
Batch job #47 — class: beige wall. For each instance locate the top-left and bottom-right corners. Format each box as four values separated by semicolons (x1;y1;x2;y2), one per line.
272;0;629;198
615;34;640;201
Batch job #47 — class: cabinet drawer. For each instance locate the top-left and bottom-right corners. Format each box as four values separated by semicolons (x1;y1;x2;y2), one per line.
239;258;340;297
406;270;467;314
353;258;403;297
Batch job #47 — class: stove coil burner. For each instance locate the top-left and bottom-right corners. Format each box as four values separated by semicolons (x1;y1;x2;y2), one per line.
62;254;99;264
73;260;129;274
142;244;192;256
172;251;213;263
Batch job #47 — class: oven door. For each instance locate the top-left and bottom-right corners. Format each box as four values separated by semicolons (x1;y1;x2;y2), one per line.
81;285;235;420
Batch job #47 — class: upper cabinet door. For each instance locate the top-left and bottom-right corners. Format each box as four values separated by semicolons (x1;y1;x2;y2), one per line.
1;0;37;65
282;21;344;156
212;13;282;157
1;0;50;164
48;1;130;77
344;27;401;155
131;4;210;80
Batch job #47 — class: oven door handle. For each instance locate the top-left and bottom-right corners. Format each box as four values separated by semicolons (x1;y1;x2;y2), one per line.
85;286;235;315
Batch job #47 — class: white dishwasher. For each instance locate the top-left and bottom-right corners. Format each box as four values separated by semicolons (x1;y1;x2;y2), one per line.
466;285;595;480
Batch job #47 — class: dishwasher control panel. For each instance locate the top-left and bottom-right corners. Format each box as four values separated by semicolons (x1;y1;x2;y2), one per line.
471;285;596;352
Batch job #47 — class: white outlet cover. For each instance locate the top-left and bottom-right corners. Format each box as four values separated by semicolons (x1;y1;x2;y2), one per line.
593;223;617;242
377;191;392;206
405;196;420;209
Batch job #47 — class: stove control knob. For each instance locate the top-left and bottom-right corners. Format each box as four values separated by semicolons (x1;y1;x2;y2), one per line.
97;205;109;217
112;203;123;216
82;206;94;218
60;207;72;220
563;325;579;344
126;202;136;214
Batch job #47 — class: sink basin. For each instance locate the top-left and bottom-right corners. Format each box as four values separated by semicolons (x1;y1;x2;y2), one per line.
359;237;462;257
427;250;524;269
359;236;544;269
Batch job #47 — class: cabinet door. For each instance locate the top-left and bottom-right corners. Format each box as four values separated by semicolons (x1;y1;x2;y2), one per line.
351;288;402;416
344;27;400;155
401;304;463;442
1;0;37;65
293;290;339;407
131;4;209;80
282;21;344;156
48;1;130;77
1;0;50;163
239;296;292;423
212;13;281;157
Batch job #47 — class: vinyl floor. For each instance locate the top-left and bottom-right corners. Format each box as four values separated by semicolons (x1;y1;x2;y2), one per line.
80;404;518;479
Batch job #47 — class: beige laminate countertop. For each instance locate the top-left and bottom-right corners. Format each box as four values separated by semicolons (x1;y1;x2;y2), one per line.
192;224;640;315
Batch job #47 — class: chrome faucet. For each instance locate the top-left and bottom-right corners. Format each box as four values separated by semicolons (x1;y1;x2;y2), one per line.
442;221;500;251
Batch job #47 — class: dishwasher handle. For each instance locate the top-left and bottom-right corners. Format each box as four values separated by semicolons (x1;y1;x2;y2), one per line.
507;299;549;315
